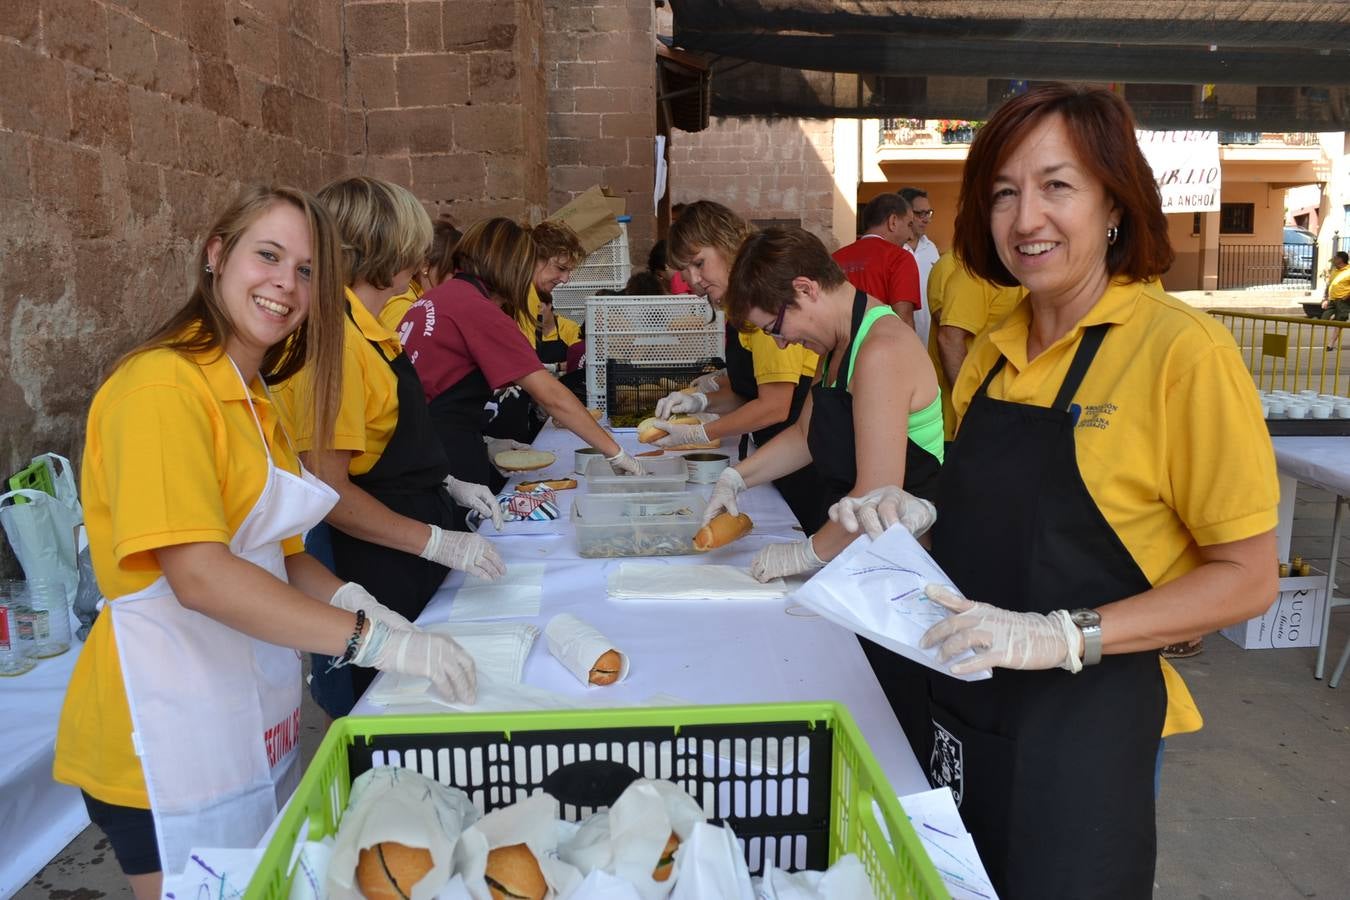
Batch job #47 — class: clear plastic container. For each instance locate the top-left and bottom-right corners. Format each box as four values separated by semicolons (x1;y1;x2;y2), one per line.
0;581;36;676
572;492;706;558
584;455;688;494
20;578;71;658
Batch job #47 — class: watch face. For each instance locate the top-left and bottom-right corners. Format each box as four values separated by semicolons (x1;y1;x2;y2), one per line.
1071;609;1101;628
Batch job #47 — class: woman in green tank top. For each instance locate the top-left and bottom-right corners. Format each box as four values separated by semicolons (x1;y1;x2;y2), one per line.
700;225;944;583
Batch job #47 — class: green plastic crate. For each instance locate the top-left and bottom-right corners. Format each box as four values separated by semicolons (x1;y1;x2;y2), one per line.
7;459;55;504
245;702;948;899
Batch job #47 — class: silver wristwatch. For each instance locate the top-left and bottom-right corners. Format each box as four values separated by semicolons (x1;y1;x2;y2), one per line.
1069;608;1103;666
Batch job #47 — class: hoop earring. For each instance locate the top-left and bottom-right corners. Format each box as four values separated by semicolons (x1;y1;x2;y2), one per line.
1106;225;1119;246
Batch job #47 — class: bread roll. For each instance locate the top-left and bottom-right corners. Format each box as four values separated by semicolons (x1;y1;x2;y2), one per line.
635;449;664;457
485;843;547;900
494;450;556;471
356;841;434;900
637;415;701;444
517;478;577;492
693;513;753;551
587;407;604;421
653;832;680;882
588;649;622;685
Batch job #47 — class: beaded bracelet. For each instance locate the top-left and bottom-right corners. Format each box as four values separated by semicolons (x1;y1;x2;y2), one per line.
326;609;366;673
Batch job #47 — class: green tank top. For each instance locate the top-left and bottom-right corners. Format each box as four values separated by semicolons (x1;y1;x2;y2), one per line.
822;304;945;464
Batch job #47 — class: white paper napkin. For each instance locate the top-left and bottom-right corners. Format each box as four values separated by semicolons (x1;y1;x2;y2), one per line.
366;622;540;707
607;563;789;601
453;793;583;900
447;562;546;621
752;854;877;900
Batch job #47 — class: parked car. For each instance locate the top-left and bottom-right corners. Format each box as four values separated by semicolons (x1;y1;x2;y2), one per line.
1282;226;1317;281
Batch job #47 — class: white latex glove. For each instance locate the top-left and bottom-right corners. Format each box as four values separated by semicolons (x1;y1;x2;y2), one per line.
605;447;643;476
920;584;1084;676
651;419;710;449
690;370;724;394
485;436;531;459
352;619;476;704
328;582;412;633
828;486;937;540
419;524;506;580
654;390;708;420
701;467;747;525
749;537;824;582
443;475;503;530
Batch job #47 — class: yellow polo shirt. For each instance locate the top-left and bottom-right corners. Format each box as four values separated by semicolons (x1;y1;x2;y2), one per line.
379;278;424;332
934;260;1026;439
1329;266;1350;302
518;285;583;348
952;279;1279;737
55;342;307;808
275;289;401;476
742;329;819;383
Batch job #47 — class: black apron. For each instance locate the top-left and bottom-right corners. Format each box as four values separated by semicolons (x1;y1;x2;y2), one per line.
805;289;942;505
927;324;1164;899
428;274;508;496
535;323;570;367
805;288;943;766
315;301;459;715
725;323;827;532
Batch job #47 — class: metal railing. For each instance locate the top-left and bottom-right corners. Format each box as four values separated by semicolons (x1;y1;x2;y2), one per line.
1217;243;1317;290
1209;310;1350;395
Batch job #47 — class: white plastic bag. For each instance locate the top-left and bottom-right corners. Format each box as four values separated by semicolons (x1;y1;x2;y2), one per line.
0;453;83;602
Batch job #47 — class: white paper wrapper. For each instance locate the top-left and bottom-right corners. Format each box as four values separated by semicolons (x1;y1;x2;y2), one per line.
752;854;877;900
326;767;479;900
453;792;583;899
287;838;334;900
563;869;646;899
667;822;754;900
558;779;706;899
546;612;630;687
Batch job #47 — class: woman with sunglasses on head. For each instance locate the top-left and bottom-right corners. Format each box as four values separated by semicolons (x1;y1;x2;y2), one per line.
703;224;944;751
649;201;828;531
54;186;474;898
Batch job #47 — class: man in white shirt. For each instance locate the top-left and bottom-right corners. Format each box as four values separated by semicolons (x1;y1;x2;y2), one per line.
900;187;940;345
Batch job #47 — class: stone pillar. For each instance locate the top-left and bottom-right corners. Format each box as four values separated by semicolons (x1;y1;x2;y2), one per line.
345;0;549;225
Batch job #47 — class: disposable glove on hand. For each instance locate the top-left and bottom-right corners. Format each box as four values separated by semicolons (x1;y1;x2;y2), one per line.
919;584;1084;676
485;436;531;459
352;619;476;704
652;419;711;449
329;582;412;632
443;475;503;529
419;524;506;581
689;371;724;394
654;390;709;420
749;538;825;582
701;467;747;525
828;486;937;540
605;448;643;476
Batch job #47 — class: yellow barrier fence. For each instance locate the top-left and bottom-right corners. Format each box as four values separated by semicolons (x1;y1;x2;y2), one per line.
1208;310;1350;396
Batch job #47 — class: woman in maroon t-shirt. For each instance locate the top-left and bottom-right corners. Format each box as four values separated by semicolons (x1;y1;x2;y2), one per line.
399;217;640;491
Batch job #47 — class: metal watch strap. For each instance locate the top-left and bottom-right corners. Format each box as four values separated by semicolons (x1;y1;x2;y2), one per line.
1071;608;1103;666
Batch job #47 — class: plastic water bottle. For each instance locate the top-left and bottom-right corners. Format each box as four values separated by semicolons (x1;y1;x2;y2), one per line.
21;578;71;658
0;581;36;676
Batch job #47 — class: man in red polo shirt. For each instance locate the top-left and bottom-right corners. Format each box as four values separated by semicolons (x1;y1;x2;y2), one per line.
831;193;922;329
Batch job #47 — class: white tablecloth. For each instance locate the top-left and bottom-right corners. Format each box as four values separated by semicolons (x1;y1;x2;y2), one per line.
0;635;89;898
356;424;929;795
1271;436;1350;495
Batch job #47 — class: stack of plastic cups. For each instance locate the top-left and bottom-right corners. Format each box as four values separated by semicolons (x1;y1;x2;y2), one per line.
0;580;37;676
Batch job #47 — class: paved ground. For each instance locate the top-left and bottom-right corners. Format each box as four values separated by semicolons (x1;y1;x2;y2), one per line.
17;287;1348;899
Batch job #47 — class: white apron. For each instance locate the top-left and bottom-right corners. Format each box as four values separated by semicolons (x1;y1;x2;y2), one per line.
109;359;338;876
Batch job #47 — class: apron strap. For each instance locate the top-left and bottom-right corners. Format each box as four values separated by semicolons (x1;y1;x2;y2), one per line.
823;289;869;389
1052;323;1111;411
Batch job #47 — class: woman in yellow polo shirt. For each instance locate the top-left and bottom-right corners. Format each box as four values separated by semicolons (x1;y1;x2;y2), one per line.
277;177;503;718
53;186;476;897
834;85;1278;898
380;218;461;332
649;201;828;531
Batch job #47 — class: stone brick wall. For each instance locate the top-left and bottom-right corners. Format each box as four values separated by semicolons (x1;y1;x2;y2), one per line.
0;1;346;487
346;0;548;225
543;0;656;262
668;117;840;249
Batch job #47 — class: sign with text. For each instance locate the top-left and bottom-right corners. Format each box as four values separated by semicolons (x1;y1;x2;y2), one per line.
1136;130;1221;213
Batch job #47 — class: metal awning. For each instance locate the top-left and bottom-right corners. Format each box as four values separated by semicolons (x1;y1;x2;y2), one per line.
667;1;1350;127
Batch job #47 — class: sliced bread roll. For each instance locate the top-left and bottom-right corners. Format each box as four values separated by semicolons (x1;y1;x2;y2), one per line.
494;449;557;471
693;512;753;551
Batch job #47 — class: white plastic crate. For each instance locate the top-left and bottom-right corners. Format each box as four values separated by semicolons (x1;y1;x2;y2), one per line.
551;221;632;317
585;294;725;414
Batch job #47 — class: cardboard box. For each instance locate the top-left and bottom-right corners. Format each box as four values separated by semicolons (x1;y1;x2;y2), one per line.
1220;574;1327;649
